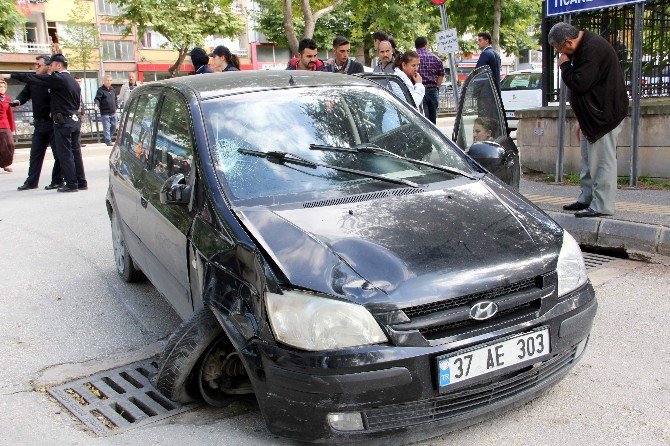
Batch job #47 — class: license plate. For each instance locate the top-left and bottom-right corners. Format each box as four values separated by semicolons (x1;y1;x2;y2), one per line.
505;111;516;118
437;328;550;389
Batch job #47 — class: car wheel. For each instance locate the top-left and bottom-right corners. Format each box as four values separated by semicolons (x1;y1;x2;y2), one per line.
110;206;145;282
152;307;251;405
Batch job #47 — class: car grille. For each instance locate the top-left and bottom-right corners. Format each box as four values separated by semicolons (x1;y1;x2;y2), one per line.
394;274;554;342
362;344;578;431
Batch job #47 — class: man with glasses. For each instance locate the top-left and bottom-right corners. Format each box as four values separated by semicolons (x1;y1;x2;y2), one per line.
11;55;63;190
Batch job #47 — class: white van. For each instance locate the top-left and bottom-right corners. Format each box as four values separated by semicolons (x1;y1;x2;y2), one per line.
500;69;542;130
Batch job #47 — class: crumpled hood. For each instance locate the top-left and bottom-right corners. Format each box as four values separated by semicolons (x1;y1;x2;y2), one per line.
235;177;563;309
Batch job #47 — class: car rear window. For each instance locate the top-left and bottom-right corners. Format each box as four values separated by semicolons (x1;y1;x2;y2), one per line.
500;73;542;91
202;86;471;202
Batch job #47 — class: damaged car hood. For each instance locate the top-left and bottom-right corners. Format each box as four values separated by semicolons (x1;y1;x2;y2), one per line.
234;177;563;309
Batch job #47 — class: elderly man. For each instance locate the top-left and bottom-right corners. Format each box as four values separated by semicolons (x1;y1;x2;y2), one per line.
373;40;395;73
326;36;364;75
118;72;140;109
549;22;628;218
94;75;117;146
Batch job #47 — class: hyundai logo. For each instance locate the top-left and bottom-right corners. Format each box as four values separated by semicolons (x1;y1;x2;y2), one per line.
469;301;499;320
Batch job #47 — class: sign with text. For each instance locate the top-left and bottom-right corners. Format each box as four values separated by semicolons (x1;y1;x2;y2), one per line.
435;29;459;55
546;0;646;17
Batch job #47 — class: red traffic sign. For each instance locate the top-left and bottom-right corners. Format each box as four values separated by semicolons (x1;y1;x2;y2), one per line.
430;0;447;5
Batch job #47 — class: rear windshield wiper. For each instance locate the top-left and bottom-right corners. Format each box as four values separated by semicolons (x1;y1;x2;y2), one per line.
237;148;420;188
309;143;478;180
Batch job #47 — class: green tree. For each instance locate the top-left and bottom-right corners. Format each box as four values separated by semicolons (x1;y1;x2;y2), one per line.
61;0;99;99
0;0;25;51
111;0;244;76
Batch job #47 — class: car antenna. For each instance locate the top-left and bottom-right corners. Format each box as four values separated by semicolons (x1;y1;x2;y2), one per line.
289;75;296;86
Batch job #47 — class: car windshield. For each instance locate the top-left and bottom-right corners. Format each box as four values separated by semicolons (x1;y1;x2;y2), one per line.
202;86;472;202
500;73;542;91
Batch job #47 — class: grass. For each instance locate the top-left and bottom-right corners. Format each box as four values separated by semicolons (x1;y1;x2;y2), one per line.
543;174;670;189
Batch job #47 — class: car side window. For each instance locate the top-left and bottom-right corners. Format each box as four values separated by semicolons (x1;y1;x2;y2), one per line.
128;93;160;163
152;92;193;181
118;97;137;154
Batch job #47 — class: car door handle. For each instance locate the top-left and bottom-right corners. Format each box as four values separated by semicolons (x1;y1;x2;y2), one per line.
140;197;148;208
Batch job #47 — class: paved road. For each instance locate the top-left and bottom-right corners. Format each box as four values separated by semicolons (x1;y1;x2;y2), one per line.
0;156;668;445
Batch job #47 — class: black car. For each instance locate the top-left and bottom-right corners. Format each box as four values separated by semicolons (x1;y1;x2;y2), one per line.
107;70;596;443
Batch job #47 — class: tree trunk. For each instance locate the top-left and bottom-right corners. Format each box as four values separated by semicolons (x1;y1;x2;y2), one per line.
284;0;299;56
169;47;189;77
493;0;502;53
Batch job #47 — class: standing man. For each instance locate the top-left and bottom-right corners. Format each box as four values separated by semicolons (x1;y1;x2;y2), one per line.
118;72;140;109
415;36;445;124
475;32;502;89
373;40;395;73
286;39;326;71
326;37;364;75
2;53;87;192
189;47;214;74
549;23;628;218
12;55;63;191
94;75;117;146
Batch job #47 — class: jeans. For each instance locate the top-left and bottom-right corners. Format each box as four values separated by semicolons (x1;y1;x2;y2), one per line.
422;87;440;124
101;113;117;145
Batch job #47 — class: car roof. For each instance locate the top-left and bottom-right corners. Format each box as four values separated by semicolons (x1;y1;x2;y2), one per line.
141;70;376;100
507;69;542;75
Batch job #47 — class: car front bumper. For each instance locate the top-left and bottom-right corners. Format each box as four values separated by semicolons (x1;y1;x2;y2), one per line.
243;284;597;443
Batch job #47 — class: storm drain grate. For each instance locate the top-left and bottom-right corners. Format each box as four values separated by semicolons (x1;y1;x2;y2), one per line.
47;359;198;435
583;252;622;271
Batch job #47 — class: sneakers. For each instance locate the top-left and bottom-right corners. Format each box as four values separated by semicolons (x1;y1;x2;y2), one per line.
563;201;590;211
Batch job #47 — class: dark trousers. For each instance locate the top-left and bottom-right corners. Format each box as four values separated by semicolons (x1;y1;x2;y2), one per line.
24;120;62;187
53;119;86;189
422;87;440;124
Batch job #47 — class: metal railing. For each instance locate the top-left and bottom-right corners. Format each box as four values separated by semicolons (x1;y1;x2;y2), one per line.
438;85;458;114
3;41;52;54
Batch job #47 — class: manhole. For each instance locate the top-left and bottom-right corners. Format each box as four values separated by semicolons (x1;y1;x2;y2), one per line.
48;359;198;435
583;251;622;271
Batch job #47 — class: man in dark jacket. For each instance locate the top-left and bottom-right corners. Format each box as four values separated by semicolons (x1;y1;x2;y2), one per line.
286;38;326;71
189;47;214;74
549;23;628;218
12;55;62;190
326;36;364;75
94;75;117;146
475;32;501;89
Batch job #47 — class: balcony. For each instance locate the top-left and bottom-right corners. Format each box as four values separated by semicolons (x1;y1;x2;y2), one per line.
3;41;52;54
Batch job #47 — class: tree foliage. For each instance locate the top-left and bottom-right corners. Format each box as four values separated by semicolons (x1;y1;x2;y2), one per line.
61;0;99;95
0;0;25;51
111;0;244;75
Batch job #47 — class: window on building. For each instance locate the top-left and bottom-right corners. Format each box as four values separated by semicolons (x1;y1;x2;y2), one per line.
47;21;57;44
140;28;170;49
97;0;122;16
106;71;130;82
99;23;126;35
101;40;134;61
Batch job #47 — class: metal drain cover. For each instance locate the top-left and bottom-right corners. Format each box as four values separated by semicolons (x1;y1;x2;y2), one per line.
48;359;198;435
583;252;621;271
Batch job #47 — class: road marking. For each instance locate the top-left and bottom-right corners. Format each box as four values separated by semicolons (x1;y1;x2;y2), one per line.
524;193;670;216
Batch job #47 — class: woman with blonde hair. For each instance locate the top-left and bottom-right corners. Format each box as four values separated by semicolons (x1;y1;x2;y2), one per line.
0;79;16;172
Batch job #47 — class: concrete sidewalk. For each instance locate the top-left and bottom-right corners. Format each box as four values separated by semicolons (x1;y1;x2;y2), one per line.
520;179;670;259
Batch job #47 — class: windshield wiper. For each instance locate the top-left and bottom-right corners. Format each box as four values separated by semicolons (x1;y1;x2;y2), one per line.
237;148;420;188
309;143;478;180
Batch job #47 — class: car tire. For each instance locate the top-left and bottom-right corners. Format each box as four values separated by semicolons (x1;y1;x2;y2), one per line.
152;307;250;407
110;205;145;283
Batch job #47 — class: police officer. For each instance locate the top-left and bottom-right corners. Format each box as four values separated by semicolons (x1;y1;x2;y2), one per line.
12;55;63;190
2;54;86;192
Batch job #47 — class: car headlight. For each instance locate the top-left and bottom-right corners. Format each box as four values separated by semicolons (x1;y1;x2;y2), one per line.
557;231;588;297
265;290;388;351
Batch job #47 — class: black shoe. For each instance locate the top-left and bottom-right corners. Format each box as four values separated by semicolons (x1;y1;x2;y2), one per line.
78;185;88;190
563;201;590;211
575;208;610;218
17;184;38;191
57;186;78;193
45;183;64;190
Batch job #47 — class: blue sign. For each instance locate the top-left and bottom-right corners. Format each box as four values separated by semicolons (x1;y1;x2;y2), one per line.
547;0;645;17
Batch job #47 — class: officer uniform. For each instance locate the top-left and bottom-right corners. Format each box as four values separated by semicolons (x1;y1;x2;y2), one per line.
15;57;63;190
11;54;86;192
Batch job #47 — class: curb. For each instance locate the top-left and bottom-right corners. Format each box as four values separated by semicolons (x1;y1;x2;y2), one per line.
547;210;670;258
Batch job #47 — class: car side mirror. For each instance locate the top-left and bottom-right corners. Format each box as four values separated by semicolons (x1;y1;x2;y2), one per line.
468;141;507;172
160;173;191;205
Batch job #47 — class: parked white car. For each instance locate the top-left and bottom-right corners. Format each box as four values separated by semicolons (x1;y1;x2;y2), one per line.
500;69;542;130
